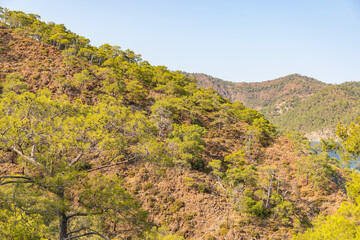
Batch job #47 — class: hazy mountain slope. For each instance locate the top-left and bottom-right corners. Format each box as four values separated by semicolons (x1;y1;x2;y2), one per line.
190;73;328;113
0;10;350;240
190;73;360;139
185;73;235;100
273;82;360;139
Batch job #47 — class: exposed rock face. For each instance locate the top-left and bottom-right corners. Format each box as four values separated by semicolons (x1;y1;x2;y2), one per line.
304;129;337;142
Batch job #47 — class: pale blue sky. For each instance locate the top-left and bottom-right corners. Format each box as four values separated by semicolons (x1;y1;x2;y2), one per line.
2;0;360;83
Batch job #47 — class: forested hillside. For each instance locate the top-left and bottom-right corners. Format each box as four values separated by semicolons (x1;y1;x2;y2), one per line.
0;7;358;240
189;73;328;114
272;82;360;136
191;73;360;140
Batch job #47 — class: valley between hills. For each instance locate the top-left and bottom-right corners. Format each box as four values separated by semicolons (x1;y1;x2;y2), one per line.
1;7;360;240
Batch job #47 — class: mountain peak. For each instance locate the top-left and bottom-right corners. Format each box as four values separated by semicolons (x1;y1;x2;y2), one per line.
190;72;328;108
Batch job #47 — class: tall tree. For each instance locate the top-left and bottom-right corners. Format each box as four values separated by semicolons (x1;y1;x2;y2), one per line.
0;89;148;239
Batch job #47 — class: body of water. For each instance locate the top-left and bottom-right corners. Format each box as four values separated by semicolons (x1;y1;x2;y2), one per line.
310;142;340;160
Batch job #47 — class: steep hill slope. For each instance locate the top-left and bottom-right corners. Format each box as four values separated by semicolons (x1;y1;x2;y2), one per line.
0;9;351;240
0;24;71;90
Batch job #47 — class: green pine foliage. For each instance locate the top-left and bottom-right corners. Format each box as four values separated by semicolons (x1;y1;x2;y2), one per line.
1;7;357;240
296;152;336;190
0;7;279;239
167;124;207;170
0;89;149;238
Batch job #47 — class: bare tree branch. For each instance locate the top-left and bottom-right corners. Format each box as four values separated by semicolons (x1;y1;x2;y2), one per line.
69;141;101;166
0;180;34;185
69;153;83;166
216;176;227;192
67;211;103;219
105;153;122;165
1;126;11;135
68;227;86;235
10;146;42;167
31;144;35;159
65;231;109;240
67;212;89;219
0;176;34;181
0;175;35;186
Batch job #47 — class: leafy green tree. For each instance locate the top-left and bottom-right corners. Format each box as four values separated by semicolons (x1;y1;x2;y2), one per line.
48;24;72;49
258;165;278;210
125;80;147;102
150;101;174;137
210;107;231;135
270;193;293;225
237;188;265;217
0;7;4;21
95;44;122;65
252;116;276;141
210;151;259;219
220;151;257;188
73;69;93;89
333;119;360;168
0;90;148;239
62;47;79;72
297;152;335;190
95;67;125;97
167;124;206;170
1;73;28;94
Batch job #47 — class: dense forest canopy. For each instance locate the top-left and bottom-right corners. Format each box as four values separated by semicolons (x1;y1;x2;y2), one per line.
0;7;360;240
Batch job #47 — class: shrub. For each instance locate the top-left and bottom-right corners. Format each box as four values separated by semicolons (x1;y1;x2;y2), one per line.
168;200;184;214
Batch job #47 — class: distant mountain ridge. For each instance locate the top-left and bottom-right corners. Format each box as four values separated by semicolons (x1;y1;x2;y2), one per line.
187;73;328;110
188;73;360;140
273;81;360;140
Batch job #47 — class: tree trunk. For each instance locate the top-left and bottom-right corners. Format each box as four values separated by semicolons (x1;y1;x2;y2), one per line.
59;212;68;240
58;188;68;240
265;173;273;209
